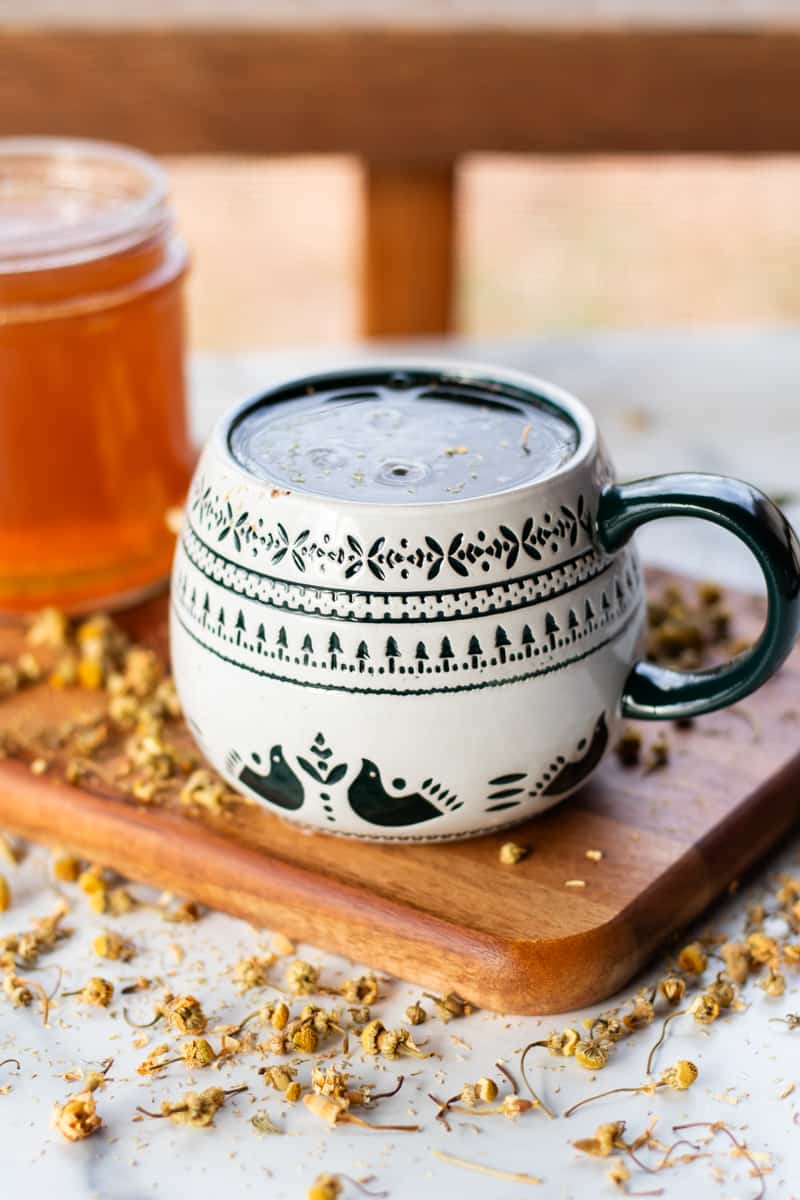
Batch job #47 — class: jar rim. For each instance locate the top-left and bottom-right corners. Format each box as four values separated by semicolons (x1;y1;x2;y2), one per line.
0;137;170;273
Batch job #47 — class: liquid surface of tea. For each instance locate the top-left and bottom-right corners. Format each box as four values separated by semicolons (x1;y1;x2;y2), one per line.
229;376;578;504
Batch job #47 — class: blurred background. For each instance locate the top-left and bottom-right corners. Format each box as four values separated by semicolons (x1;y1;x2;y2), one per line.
4;0;800;351
172;154;800;350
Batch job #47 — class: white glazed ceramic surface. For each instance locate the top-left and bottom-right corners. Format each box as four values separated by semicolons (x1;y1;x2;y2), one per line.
170;363;645;841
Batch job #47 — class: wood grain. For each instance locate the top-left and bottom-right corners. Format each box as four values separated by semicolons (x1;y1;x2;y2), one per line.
362;165;454;336
0;574;798;1014
3;30;800;161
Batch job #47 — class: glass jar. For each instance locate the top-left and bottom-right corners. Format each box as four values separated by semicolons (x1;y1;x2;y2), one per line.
0;138;194;612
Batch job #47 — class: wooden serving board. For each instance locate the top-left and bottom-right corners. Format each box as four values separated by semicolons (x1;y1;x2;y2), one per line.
1;572;799;1015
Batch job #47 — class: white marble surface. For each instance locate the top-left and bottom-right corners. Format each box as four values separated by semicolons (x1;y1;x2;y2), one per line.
4;331;800;1200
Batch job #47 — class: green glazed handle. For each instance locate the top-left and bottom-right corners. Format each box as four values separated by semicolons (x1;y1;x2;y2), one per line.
596;473;800;720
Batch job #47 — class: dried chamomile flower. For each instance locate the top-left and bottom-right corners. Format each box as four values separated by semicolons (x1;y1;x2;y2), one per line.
499;841;528;865
284;1080;302;1103
162;899;202;924
533;1027;581;1057
575;1039;609;1071
586;1015;624;1043
127;732;177;782
93;930;134;962
120;646;162;698
52;1086;103;1141
623;988;656;1030
564;1060;698;1116
139;1036;217;1075
233;954;276;993
660;1059;698;1090
574;1120;628;1157
51;851;81;882
783;944;800;967
614;726;642;766
107;886;137;916
0;874;10;912
706;972;736;1008
423;990;473;1021
361;1019;430;1060
161;993;208;1035
405;1001;426;1025
239;999;290;1034
138;1084;247;1128
347;1004;371;1025
63;977;114;1007
658;974;687;1006
299;1002;345;1036
289;1022;319;1054
78;864;108;913
721;940;753;985
16;899;71;964
308;1174;343;1200
339;974;379;1004
689;993;720;1024
677;941;707;975
179;768;235;814
286;959;319;995
747;931;779;965
759;967;786;997
3;972;34;1008
178;1038;217;1069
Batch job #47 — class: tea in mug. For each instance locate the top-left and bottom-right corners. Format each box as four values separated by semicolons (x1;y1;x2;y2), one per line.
229;370;579;504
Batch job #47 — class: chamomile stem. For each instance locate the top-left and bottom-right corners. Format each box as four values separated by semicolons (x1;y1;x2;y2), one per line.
519;1043;556;1119
646;1008;687;1075
564;1085;654;1118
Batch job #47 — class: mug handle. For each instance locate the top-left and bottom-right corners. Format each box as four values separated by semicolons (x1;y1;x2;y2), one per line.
596;473;800;721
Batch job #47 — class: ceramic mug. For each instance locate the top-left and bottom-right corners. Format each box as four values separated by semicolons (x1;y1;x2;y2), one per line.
170;363;800;841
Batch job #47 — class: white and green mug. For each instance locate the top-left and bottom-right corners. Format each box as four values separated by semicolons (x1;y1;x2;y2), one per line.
170;363;800;841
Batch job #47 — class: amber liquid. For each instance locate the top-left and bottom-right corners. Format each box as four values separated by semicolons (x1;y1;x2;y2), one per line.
0;236;194;611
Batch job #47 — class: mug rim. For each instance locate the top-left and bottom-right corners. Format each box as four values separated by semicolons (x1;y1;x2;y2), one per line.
213;358;599;514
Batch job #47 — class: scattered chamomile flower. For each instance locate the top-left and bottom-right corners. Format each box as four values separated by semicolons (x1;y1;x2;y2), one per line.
405;1001;427;1025
307;1175;342;1200
51;1067;109;1142
286;960;319;995
137;1085;248;1128
63;977;114;1007
499;842;528;865
677;941;707;975
233;954;275;993
93;930;134;961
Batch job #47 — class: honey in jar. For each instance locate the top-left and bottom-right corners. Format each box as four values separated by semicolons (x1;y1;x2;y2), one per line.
0;138;194;612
